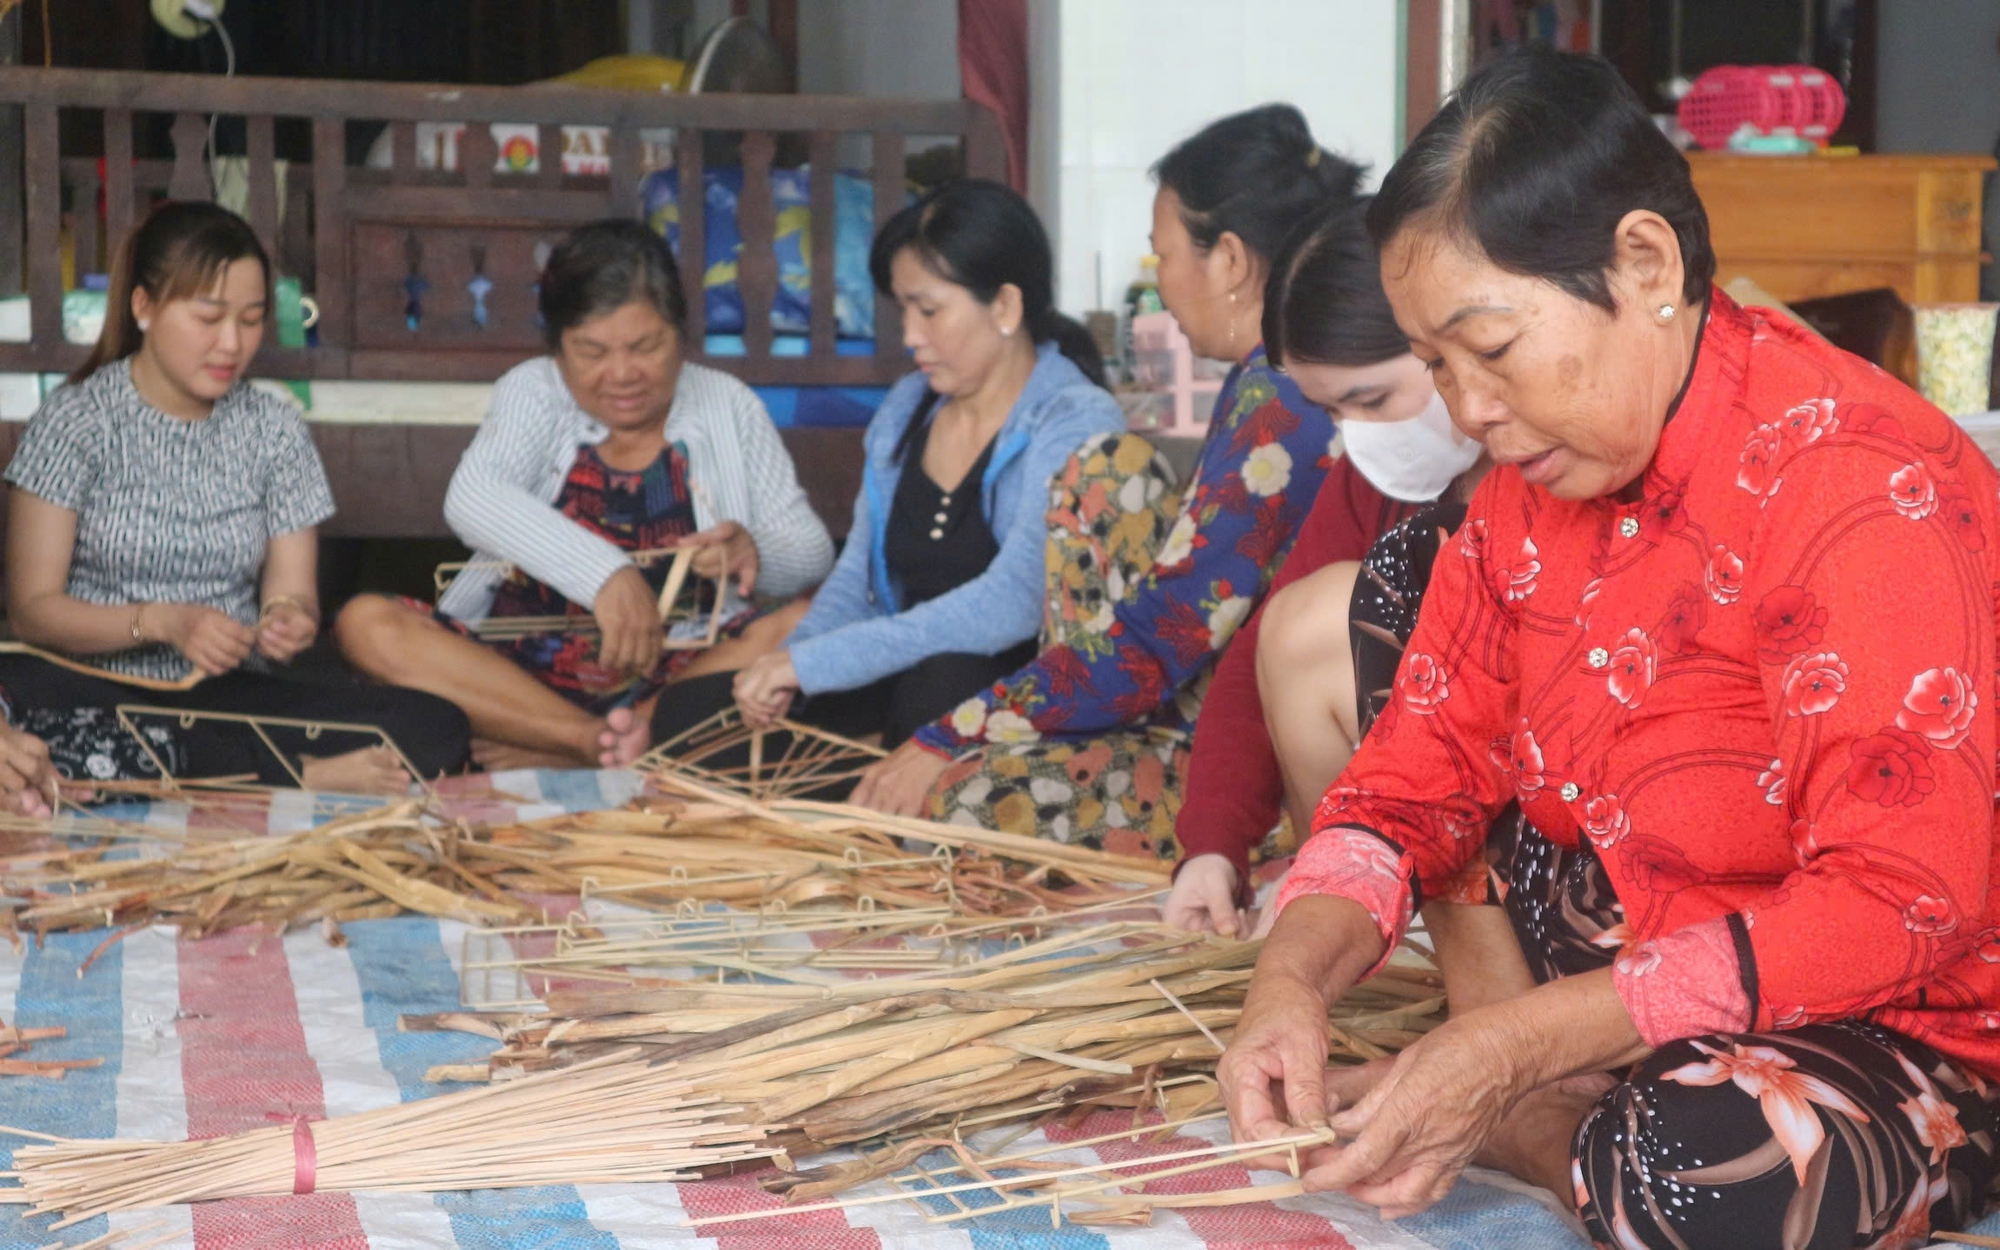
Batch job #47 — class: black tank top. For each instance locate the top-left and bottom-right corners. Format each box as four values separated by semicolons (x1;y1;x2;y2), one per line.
883;403;1002;608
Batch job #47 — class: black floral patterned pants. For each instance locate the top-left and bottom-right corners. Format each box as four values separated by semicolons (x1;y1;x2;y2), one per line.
1353;505;2000;1249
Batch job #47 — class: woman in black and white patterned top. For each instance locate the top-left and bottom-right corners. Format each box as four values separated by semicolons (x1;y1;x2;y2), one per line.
0;202;469;792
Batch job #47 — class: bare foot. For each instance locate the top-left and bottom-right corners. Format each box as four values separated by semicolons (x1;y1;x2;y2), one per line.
471;739;583;772
299;746;413;795
595;702;654;768
1473;1073;1614;1202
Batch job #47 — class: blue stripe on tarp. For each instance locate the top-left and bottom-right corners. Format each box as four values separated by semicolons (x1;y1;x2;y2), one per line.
344;917;619;1250
1395;1177;1591;1250
0;929;127;1247
902;1157;1113;1250
532;770;613;814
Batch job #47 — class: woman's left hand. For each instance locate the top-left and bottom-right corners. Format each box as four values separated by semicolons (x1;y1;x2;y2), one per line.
685;522;760;597
851;740;952;817
733;651;799;727
1304;1015;1533;1218
256;602;319;663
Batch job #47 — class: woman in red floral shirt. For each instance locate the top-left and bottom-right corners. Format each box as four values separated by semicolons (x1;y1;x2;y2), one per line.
1224;48;2000;1248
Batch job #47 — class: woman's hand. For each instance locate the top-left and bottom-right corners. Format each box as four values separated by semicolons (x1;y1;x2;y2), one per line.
1220;895;1387;1167
255;602;319;664
1164;854;1247;936
732;651;799;727
158;604;256;676
685;522;760;598
0;723;58;817
592;565;663;675
1304;1015;1535;1218
851;740;952;817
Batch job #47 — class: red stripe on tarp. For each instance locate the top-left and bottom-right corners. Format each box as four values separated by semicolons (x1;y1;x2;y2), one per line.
177;926;370;1249
675;1167;882;1250
1047;1111;1355;1250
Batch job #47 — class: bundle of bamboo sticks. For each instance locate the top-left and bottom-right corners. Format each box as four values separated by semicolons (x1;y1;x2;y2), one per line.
0;785;1170;942
1;931;1443;1223
1;1050;780;1229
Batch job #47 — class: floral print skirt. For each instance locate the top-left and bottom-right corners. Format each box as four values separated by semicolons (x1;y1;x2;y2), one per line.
931;433;1190;858
1357;506;2000;1249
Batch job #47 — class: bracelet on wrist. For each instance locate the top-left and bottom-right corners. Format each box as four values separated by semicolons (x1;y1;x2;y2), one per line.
129;603;146;644
259;594;320;624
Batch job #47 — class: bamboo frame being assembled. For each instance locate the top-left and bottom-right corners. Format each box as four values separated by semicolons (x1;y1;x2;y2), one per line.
635;704;889;801
112;704;434;798
437;544;726;650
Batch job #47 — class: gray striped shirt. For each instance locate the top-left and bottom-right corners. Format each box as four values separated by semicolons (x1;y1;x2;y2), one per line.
4;359;335;681
438;358;833;621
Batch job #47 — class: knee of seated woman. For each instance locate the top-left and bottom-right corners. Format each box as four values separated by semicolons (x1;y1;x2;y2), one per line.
333;594;432;670
1257;561;1361;675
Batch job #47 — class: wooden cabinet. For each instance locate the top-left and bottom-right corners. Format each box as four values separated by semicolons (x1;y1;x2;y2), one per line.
1687;153;1994;305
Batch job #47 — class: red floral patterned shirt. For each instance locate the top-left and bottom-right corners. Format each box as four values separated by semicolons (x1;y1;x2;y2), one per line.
1277;293;2000;1076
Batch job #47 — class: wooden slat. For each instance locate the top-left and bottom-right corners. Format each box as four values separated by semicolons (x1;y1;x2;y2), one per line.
23;100;59;349
736;130;777;361
390;120;416;176
871;129;903;361
608;123;642;219
167;111;209;200
338;186;608;224
806;130;837;358
459;122;494;189
537;123;563;186
311;116;349;352
676;123;706;347
72;162;99;281
244;114;278;270
103;107;134;269
0;68;994;135
0;99;19;298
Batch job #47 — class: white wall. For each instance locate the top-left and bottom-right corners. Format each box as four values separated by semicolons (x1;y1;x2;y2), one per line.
1048;0;1404;313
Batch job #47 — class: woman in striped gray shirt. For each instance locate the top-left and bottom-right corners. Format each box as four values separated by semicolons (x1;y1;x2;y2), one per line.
335;220;832;769
1;202;471;793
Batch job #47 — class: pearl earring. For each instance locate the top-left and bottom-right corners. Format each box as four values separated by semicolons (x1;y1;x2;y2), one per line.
1001;325;1015;337
1657;303;1676;322
137;319;151;332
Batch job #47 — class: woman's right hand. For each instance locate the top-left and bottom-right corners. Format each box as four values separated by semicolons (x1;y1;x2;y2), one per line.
1218;895;1385;1164
733;650;799;728
592;565;663;675
1164;854;1246;936
158;604;256;676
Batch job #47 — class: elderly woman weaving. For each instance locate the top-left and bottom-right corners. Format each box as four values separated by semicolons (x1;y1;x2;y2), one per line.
1222;47;2000;1249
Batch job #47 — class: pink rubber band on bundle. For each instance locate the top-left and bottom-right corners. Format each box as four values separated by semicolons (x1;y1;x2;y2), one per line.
266;1112;319;1194
291;1115;317;1195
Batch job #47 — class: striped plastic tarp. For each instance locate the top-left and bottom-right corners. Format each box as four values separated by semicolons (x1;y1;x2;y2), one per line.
0;769;1610;1250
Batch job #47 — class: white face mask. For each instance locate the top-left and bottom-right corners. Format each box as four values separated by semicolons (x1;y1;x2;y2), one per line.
1336;388;1484;503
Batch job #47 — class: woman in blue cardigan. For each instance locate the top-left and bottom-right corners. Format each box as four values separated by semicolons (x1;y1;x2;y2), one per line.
650;179;1125;751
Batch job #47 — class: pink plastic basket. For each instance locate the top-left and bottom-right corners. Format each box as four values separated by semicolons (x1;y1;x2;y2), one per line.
1678;64;1846;150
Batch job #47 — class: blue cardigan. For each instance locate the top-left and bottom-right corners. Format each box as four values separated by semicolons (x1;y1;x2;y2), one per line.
787;343;1124;695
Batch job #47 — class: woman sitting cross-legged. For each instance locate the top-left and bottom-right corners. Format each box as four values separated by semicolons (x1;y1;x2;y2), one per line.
1223;48;2000;1246
0;201;469;793
1165;196;1485;937
335;219;833;770
650;179;1127;758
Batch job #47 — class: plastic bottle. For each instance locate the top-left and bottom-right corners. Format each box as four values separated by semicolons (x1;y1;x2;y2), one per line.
1120;255;1163;383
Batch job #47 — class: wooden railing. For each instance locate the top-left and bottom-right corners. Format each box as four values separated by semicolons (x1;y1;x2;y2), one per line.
0;67;1006;387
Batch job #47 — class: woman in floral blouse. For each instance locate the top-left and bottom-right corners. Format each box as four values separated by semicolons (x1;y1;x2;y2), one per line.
1224;48;2000;1247
850;105;1387;854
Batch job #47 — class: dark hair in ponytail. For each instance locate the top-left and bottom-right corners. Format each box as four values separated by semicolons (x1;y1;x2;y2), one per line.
1263;196;1411;369
74;200;272;385
869;177;1106;393
1152;104;1366;264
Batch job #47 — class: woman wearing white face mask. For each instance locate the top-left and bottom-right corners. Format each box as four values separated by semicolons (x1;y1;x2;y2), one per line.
1167;198;1494;938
